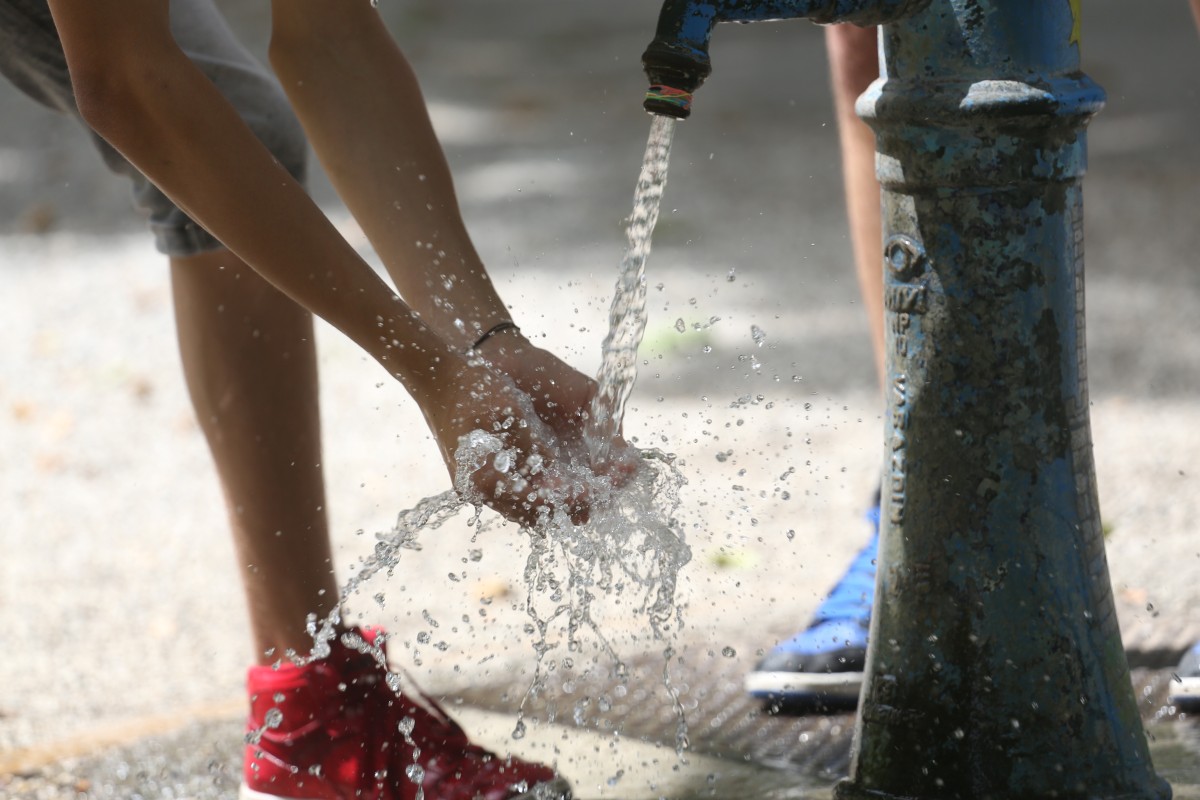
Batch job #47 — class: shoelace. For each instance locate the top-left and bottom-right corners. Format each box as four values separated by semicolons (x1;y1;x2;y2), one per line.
331;660;407;799
395;683;552;800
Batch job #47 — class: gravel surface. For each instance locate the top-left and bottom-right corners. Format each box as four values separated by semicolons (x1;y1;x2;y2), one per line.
1;0;1198;792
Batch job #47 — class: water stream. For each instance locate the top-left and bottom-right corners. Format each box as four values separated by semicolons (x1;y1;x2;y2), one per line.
296;114;692;758
585;113;676;464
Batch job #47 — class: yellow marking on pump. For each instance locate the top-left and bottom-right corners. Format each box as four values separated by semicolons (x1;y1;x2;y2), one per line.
1069;0;1082;45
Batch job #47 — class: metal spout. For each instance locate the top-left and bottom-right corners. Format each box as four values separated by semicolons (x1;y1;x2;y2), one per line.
641;0;926;117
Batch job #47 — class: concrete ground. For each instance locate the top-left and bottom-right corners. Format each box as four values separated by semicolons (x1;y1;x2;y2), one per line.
1;0;1198;796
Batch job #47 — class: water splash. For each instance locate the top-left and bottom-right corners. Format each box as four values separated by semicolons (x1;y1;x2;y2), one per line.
305;441;692;750
303;113;692;756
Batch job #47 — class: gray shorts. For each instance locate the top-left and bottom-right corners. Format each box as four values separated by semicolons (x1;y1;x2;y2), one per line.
0;0;308;257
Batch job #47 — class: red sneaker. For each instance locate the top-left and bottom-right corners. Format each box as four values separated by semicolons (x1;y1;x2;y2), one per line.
241;628;571;800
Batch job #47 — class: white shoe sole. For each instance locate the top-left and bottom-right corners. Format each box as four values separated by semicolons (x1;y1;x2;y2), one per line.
240;776;572;800
744;669;863;699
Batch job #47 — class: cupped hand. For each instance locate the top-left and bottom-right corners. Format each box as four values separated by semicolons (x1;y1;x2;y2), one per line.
420;353;593;528
473;331;639;485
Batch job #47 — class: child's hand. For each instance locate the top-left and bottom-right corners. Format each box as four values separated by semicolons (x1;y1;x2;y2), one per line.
474;332;639;485
421;354;593;527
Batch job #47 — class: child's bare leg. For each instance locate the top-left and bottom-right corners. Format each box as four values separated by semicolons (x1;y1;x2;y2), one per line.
170;247;338;663
826;23;885;390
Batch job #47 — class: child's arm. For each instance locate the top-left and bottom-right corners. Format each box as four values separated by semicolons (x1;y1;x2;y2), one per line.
49;0;422;381
265;1;633;472
267;0;511;351
46;0;590;524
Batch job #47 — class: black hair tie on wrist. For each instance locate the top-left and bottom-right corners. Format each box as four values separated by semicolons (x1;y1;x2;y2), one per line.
472;321;520;350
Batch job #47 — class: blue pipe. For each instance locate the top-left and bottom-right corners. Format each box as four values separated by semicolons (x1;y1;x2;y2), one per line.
642;0;925;117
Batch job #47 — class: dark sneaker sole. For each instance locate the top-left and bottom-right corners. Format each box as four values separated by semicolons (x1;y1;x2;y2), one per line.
1169;677;1200;713
761;692;861;715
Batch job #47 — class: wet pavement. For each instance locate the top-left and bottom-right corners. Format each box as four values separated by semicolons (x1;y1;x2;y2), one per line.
2;0;1200;796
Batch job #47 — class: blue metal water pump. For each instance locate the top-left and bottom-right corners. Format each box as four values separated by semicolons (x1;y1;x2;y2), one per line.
641;1;1173;798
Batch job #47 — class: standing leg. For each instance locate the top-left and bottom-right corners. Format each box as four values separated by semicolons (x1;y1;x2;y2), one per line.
1168;0;1200;714
744;24;884;711
1;0;320;662
170;248;338;661
826;23;885;390
123;0;332;659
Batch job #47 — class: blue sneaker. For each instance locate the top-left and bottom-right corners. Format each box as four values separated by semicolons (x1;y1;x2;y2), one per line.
744;504;879;711
1170;641;1200;713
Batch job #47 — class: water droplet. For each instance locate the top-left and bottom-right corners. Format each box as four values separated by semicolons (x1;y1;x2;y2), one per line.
397;716;416;736
512;719;527;740
751;325;766;347
674;318;686;333
721;646;736;658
